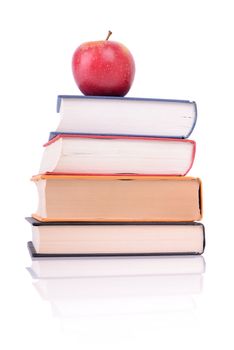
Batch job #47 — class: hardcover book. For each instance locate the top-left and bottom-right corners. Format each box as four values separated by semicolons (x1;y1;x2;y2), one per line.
55;95;197;138
31;175;202;222
40;134;196;176
26;218;205;256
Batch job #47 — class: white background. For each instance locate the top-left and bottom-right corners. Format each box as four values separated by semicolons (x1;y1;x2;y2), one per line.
1;0;234;349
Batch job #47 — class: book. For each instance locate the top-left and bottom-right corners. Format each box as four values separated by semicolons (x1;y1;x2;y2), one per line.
31;175;202;222
27;252;205;278
27;218;205;257
26;218;205;256
55;95;197;138
39;134;196;176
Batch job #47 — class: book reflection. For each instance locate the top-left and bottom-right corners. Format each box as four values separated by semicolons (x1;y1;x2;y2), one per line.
27;255;205;329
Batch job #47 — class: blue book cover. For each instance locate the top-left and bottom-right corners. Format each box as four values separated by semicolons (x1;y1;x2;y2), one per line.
54;95;197;140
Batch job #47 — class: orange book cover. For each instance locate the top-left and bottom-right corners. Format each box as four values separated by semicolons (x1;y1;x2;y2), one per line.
31;175;202;223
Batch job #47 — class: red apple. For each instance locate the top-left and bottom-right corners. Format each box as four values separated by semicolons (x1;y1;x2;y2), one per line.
72;31;135;97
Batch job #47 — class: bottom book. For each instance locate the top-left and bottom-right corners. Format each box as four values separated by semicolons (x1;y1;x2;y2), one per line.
26;217;205;257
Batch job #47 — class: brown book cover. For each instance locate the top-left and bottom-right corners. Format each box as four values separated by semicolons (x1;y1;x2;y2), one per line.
31;175;202;222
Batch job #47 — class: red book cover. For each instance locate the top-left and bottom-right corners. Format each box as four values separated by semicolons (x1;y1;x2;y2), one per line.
41;134;196;176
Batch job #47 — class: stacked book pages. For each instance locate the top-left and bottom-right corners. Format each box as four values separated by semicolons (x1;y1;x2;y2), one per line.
26;95;205;257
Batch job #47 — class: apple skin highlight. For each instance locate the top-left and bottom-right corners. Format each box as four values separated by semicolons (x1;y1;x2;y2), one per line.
72;34;135;97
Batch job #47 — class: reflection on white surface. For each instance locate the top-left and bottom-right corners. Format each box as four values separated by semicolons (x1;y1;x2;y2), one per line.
27;256;205;330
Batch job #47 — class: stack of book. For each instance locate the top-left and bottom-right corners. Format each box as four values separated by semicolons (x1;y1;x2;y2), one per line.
26;95;205;257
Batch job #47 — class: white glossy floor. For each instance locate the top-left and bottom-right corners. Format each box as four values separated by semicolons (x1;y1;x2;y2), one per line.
2;219;234;350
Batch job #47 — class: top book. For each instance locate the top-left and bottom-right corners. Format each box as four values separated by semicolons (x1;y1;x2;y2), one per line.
54;95;197;139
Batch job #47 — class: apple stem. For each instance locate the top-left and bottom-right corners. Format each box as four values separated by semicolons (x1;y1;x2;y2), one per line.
105;31;112;40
